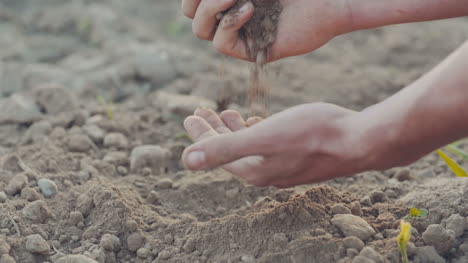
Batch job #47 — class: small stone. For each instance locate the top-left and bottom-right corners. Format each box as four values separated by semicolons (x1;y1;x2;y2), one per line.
103;151;128;166
0;94;42;124
158;249;172;260
82;125;105;143
331;214;376;241
69;211;84;226
20;187;41;201
352;256;375;263
22;200;52;223
56;255;99;263
395;168;413;181
342;236;365;251
349;201;363;216
240;255;255;263
0;239;10;254
347;248;359;258
125;219;138;233
422;224;456;255
331;204;351;215
103;133;128;149
130;145;171;173
33;83;77;114
117;166;128;175
0;192;7;203
25;234;50;255
38;178;58;198
445;214;466;238
127;232;145;252
155;178;173;189
183;238;196;253
359;247;384;263
23;120;52;143
136;248;150;258
68;134;94;152
373;233;384;240
0;255;16;263
147;191;159;205
5;173;28;196
100;234;120;252
360;197;372;207
164;234;174;244
413;246;445;263
369;191;388;204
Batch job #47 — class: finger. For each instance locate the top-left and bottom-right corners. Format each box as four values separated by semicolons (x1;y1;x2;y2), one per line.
184;116;219;142
220;110;246;131
182;0;201;19
195;108;231;134
246;117;262;127
192;0;237;40
212;2;254;60
182;127;273;170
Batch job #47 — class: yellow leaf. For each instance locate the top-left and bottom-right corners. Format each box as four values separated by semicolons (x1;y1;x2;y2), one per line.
409;208;421;217
437;150;468;177
397;220;412;263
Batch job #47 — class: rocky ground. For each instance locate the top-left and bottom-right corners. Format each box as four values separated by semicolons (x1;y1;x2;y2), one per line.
1;0;468;262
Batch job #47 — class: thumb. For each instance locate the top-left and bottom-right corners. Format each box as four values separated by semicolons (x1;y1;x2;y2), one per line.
213;1;254;61
182;129;265;170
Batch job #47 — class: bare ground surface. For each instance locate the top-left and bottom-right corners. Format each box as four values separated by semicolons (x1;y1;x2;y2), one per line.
1;1;468;262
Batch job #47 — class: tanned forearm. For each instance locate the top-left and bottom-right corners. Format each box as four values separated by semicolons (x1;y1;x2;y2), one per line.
345;0;468;32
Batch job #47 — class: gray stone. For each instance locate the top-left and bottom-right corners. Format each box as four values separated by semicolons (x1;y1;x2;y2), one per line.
331;214;376;241
100;234;120;252
352;256;375;263
445;214;466;237
331;204;351;215
127;232;144;252
0;94;42;124
422;224;456;255
38;178;58;198
82;124;105;143
136;247;150;258
130;145;171;173
33;83;76;114
359;247;384;263
5;173;28;196
0;239;10;254
103;132;128;149
131;53;177;86
342;236;365;251
20;187;41;201
69;211;84;226
0;255;16;263
395;168;413;181
155;178;173;189
67;134;94;152
22;200;52;223
413;246;445;263
25;234;50;255
23;120;52;143
369;191;388;203
347;248;359;258
0;192;7;203
56;255;98;263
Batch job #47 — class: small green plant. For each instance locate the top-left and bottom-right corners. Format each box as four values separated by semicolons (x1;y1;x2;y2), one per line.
397;220;412;263
97;95;114;120
437;150;468;177
404;207;429;222
166;21;185;37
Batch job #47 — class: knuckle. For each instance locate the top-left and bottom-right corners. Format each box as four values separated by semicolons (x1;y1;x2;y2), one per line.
192;25;209;40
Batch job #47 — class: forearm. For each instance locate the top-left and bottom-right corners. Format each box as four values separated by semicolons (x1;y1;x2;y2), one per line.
345;0;468;32
358;40;468;169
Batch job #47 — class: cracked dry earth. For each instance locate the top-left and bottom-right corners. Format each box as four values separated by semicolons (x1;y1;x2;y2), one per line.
1;0;468;262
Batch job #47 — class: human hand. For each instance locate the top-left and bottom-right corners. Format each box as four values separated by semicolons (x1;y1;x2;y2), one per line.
181;0;351;62
181;104;375;188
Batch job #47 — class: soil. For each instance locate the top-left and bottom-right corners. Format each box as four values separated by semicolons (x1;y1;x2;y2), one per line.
1;0;468;263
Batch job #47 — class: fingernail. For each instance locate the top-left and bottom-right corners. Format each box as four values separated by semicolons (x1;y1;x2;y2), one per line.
239;3;250;12
186;151;206;169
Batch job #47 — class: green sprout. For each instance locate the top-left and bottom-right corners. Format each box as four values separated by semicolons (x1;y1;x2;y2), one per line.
397;220;412;263
404;207;428;222
166;21;185;37
97;95;113;120
437;150;468;177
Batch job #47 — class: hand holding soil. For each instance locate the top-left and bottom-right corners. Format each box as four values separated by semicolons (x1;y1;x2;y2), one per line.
182;0;349;62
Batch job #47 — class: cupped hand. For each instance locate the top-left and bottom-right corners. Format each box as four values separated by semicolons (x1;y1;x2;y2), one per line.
181;104;371;188
181;0;351;62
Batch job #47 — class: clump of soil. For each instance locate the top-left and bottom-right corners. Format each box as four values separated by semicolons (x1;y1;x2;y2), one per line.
225;0;282;116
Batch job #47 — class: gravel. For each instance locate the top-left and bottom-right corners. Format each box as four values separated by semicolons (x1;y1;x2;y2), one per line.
25;234;50;255
422;224;456;255
38;178;58;198
22;200;52;223
331;214;376;241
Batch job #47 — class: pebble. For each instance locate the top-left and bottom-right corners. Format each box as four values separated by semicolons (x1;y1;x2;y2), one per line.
33;83;77;114
240;255;256;263
22;200;52;223
69;211;84;226
158;249;173;260
373;233;384;240
342;236;365;251
100;234;121;252
67;134;94;152
130;145;171;172
0;94;42;124
38;178;58;198
422;224;456;255
413;246;445;263
20;187;41;201
131;53;177;86
23;120;52;143
331;204;351;215
155;178;173;189
0;239;10;254
347;248;359;258
395;168;413;181
349;201;363;216
0;192;7;203
331;214;376;241
147;191;159;205
183;238;196;253
359;247;385;263
103;151;128;166
136;248;150;258
103;133;128;149
359;197;372;207
0;255;16;263
25;234;50;255
55;255;99;263
351;256;375;263
154;91;216;117
126;232;145;252
5;173;28;196
82;124;105;143
164;234;174;244
125;219;138;233
369;191;388;203
445;214;466;237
